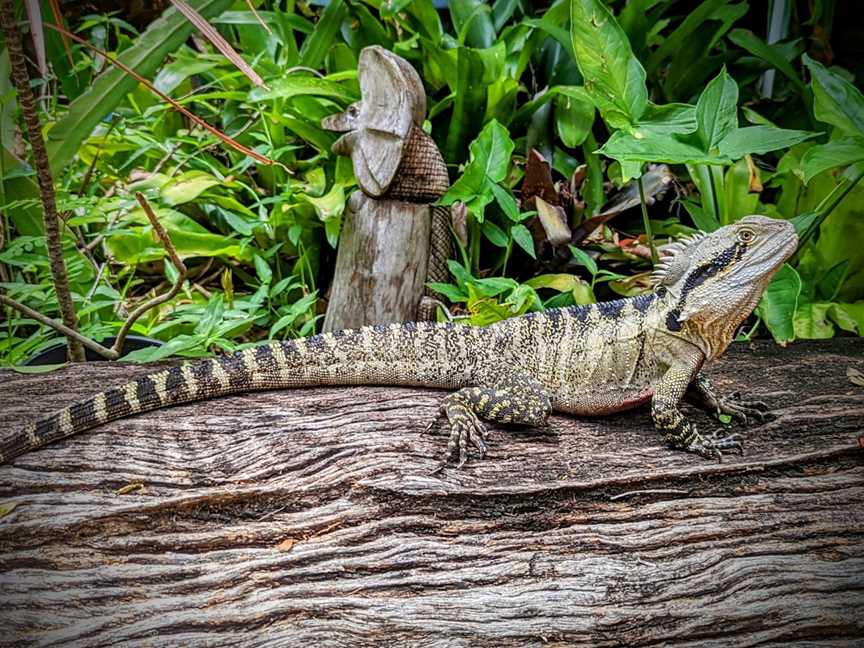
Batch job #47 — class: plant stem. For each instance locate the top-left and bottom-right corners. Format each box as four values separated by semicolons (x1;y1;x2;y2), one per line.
0;0;85;361
469;216;481;275
637;175;659;265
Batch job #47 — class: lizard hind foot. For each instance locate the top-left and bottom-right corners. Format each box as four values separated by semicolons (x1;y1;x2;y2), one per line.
434;396;489;471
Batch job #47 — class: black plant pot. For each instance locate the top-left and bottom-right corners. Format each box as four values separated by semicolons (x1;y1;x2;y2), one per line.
24;335;163;366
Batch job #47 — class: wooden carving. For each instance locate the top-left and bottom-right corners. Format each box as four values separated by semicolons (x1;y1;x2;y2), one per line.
321;46;450;331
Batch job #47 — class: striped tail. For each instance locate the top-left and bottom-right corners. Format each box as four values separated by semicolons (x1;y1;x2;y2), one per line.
1;320;475;464
0;339;319;465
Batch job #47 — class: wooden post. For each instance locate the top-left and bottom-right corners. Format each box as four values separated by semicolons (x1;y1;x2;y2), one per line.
324;192;430;331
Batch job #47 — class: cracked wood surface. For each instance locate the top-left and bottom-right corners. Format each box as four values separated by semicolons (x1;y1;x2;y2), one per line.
0;339;862;647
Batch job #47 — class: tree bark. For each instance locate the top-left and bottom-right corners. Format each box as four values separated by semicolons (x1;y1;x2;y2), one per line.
0;339;862;646
324;191;430;331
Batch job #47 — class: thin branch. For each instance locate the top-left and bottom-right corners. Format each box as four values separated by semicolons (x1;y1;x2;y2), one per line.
44;22;274;166
0;293;115;358
0;0;85;361
109;193;187;356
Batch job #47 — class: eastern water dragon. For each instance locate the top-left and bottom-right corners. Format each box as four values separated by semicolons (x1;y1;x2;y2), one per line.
0;215;797;467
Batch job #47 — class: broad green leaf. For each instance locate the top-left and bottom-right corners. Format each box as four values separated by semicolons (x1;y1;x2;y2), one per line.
482;220;508;247
717;126;816;160
526;273;584;292
600;130;728;166
439;120;514;221
511;224;536;258
723;158;759;224
567;245;598;275
803;54;864;137
756;263;802;344
634;102;697;136
793;301;835;339
570;0;648;131
303;183;345;222
728;29;808;99
105;208;252;263
427;282;468;303
696;67;739;150
647;0;729;74
829;303;864;336
248;74;357;104
800;137;864;183
554;88;595;147
473;276;518;297
443;43;507;163
46;0;234;175
450;0;496;48
161;171;221;205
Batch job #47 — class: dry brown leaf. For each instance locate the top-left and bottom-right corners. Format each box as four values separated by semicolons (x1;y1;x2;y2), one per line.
244;0;272;34
170;0;268;89
847;367;864;388
276;538;296;552
0;501;19;519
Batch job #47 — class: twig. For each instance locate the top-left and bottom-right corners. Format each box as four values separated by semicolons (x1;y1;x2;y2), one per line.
109;193;188;356
637;174;659;265
0;293;114;358
0;0;85;361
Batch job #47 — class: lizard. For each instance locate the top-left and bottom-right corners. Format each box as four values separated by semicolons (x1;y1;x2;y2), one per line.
0;215;797;468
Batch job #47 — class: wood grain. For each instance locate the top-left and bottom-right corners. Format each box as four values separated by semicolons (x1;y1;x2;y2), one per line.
0;339;862;646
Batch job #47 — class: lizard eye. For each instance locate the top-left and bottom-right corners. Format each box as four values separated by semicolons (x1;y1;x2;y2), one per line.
737;228;756;243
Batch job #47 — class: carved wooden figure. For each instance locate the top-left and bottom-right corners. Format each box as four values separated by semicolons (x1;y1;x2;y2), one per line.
321;46;450;331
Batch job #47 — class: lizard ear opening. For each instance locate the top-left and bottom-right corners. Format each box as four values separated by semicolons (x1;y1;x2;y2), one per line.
650;231;707;288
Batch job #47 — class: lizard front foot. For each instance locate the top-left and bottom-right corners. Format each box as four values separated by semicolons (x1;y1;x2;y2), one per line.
686;428;744;461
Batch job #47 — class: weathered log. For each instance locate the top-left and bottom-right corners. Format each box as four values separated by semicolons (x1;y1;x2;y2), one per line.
0;339;862;646
323;191;430;331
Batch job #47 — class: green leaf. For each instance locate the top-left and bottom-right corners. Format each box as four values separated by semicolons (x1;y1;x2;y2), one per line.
299;0;347;69
427;282;468;303
696;67;739;150
253;255;272;285
439;119;514;221
443;43;507;164
554;89;595;147
803;54;864;137
567;245;598;275
248;74;357;104
510;224;536;258
717;126;816;160
45;0;234;175
800;137;864;183
634;102;697;136
160;171;221;205
793;301;835;339
570;0;648;131
756;263;802;344
600;130;728;166
482;220;508;247
728;28;808;99
490;183;519;221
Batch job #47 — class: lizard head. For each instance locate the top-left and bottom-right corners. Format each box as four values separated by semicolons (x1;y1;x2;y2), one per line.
652;215;798;355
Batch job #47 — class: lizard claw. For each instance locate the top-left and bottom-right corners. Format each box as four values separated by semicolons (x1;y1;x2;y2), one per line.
431;407;488;472
715;396;773;426
688;429;744;462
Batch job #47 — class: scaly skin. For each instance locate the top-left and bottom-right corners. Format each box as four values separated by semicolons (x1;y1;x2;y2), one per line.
0;215;798;468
